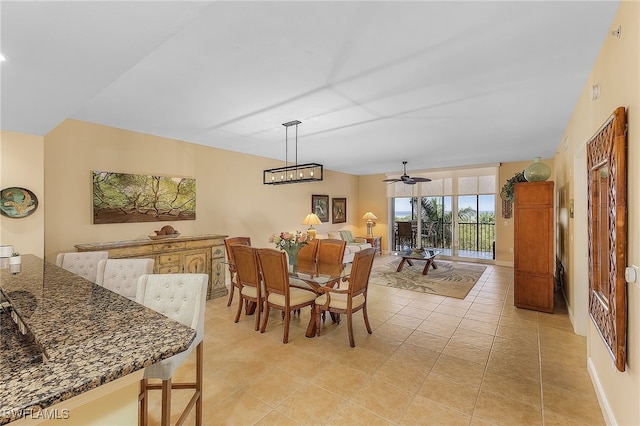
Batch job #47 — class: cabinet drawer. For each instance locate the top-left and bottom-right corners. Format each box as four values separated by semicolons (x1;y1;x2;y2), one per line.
153;241;186;252
158;264;182;274
158;253;181;265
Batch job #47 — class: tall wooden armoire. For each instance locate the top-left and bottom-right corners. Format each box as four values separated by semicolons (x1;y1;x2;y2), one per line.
513;181;554;313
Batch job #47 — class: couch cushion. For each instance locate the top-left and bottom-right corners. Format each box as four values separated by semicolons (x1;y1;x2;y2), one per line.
315;233;329;240
327;231;342;240
339;230;355;244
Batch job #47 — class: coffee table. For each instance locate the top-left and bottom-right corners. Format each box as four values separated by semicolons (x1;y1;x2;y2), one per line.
392;249;441;275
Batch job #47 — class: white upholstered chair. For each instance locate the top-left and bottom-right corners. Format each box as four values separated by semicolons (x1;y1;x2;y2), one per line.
95;258;155;300
136;273;208;426
55;251;109;283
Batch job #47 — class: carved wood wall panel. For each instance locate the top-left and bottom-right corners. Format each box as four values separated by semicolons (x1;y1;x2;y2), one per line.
586;106;627;372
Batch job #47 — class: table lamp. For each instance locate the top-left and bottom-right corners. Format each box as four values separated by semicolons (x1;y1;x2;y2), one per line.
361;211;378;237
302;213;321;239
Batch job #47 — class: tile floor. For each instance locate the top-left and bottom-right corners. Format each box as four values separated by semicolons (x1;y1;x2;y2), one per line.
146;256;604;425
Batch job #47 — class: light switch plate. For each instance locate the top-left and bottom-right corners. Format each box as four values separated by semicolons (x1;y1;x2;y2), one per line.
625;265;639;286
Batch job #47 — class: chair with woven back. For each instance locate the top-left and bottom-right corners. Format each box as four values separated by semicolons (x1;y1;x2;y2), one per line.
317;238;346;264
224;237;252;306
289;239;319;293
313;247;376;347
230;244;263;331
297;238;318;262
256;248;317;343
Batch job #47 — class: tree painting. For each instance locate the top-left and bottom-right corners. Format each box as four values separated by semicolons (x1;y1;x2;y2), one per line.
92;171;196;224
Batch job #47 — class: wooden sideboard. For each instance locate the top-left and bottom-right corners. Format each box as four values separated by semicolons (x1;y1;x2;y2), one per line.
75;234;228;300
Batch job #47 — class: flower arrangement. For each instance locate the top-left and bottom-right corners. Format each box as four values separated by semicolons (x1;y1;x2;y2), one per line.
269;231;309;251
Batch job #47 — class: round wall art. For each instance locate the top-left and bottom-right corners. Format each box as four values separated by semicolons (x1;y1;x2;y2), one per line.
0;187;39;218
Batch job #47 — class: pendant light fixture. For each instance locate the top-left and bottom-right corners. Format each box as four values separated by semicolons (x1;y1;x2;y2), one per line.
263;120;323;185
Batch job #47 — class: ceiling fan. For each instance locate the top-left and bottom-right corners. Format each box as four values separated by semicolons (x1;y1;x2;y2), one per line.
382;161;431;185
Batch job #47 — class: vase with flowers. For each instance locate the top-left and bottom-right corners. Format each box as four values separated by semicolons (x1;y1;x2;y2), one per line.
269;231;309;266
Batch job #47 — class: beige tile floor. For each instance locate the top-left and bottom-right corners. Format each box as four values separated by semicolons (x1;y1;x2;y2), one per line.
146;256;604;425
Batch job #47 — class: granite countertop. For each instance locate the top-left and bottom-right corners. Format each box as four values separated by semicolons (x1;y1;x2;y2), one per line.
0;255;196;424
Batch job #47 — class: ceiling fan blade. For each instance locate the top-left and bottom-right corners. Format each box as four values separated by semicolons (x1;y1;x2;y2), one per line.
411;177;432;182
382;178;401;182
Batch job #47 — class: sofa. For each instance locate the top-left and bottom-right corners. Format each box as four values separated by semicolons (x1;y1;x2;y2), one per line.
314;230;372;263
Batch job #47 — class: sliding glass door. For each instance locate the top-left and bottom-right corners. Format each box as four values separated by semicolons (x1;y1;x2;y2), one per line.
387;165;497;259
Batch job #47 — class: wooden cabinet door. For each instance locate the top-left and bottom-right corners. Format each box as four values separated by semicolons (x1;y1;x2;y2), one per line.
184;250;210;275
514;181;554;313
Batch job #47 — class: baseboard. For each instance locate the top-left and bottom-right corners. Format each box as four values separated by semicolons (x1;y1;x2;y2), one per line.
587;357;617;426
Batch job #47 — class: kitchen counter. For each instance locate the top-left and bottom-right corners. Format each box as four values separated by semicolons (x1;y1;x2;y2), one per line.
0;255;196;424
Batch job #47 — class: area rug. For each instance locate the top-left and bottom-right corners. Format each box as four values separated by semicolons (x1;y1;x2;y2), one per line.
369;259;487;299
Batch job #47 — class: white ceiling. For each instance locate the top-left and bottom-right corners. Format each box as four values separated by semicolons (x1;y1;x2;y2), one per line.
0;1;620;177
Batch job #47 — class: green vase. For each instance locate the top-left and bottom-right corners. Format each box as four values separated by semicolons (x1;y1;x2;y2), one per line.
284;246;301;266
524;157;551;182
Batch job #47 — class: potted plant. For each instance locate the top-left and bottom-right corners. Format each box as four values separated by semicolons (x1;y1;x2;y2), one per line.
501;171;527;202
9;252;21;265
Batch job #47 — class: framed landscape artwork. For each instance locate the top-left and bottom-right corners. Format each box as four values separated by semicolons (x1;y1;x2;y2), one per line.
92;171;196;224
312;194;329;223
332;198;346;224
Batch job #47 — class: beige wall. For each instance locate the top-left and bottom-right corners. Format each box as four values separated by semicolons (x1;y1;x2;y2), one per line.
552;1;639;424
0;130;45;257
43;119;363;261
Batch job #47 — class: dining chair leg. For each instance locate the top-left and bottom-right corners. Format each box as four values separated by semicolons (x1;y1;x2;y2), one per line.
260;304;270;333
283;310;291;343
234;291;244;323
226;275;235;306
363;305;373;334
347;312;355;347
315;306;322;336
253;298;261;331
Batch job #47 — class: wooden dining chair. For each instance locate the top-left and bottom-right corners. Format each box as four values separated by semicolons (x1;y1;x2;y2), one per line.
256;248;316;343
290;239;319;294
224;237;251;306
230;245;262;331
314;248;376;347
297;239;318;262
317;238;346;264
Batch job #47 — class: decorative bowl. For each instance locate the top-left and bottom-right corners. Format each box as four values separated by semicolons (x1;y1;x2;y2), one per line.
148;233;181;240
411;247;425;254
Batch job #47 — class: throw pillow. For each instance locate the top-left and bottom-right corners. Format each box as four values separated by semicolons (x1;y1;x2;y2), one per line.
339;230;355;244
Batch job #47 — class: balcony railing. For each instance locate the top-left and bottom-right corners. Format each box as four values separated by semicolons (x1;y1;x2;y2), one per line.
394;221;495;259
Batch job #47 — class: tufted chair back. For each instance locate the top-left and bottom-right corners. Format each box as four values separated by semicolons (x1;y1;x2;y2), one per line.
95;258;155;300
136;273;208;424
55;251;109;283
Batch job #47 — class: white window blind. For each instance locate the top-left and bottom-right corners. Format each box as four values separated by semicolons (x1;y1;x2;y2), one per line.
385;164;498;197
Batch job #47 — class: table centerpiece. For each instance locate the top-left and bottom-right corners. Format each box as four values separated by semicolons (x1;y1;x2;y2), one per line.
269;231;309;266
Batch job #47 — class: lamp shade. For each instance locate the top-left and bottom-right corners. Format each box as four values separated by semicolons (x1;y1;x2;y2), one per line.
361;211;378;220
302;213;321;226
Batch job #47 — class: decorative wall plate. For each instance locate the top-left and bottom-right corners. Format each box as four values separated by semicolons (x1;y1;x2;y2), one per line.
0;187;38;218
